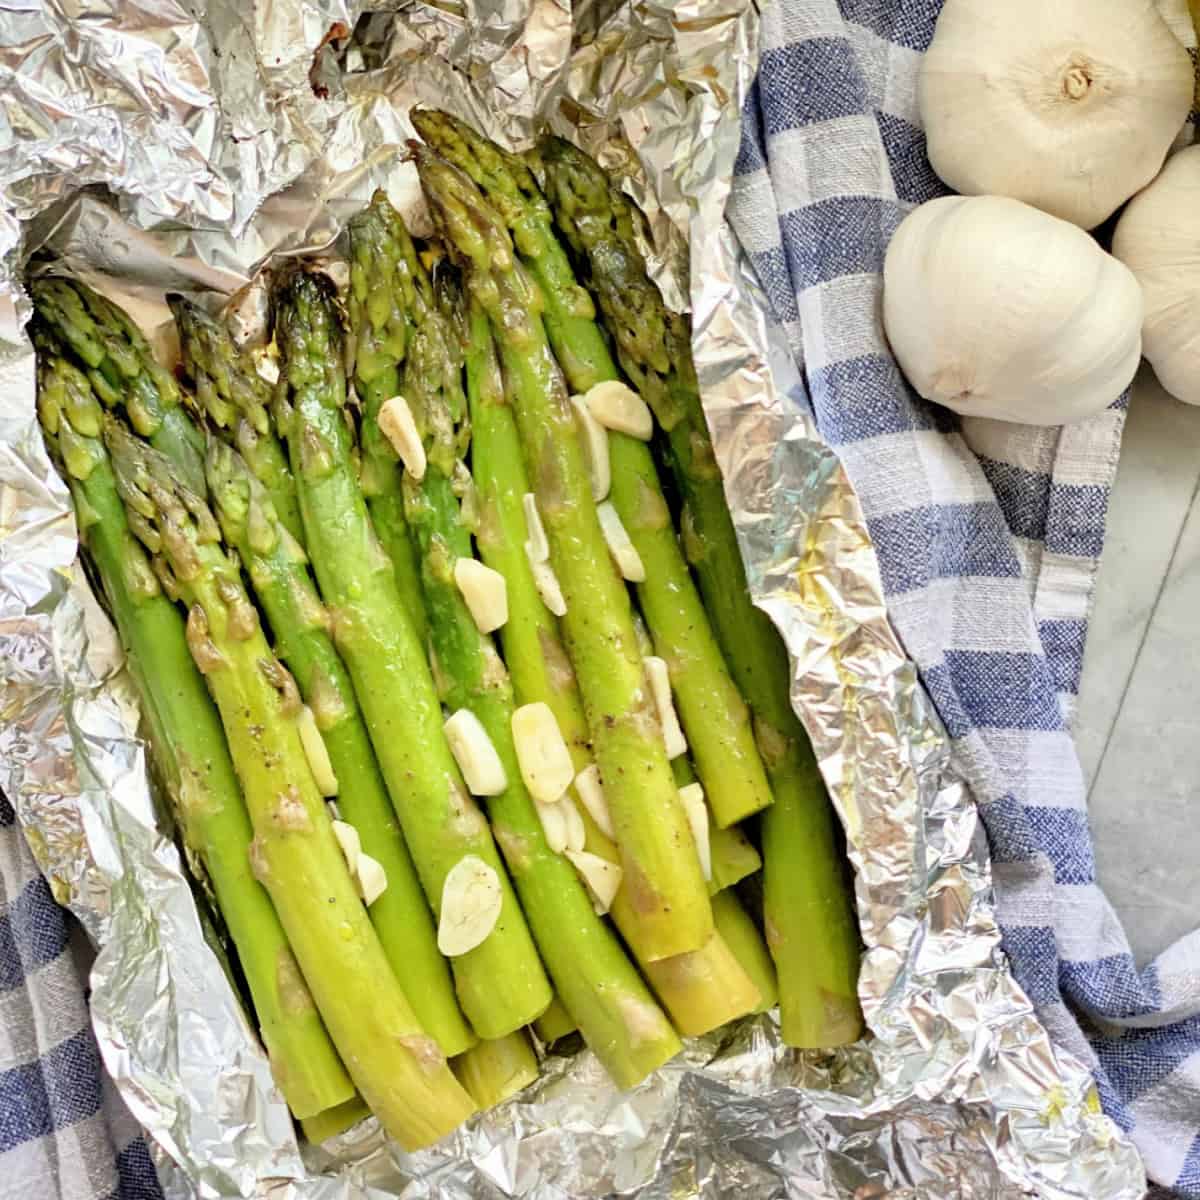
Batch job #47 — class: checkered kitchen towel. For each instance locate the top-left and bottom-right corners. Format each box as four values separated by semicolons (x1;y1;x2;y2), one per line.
0;789;161;1200
728;0;1200;1194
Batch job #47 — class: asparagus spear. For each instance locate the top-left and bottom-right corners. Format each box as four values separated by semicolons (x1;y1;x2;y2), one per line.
346;197;680;1087
537;136;864;1047
106;421;476;1148
272;269;549;1040
417;147;712;963
532;997;576;1043
343;245;429;644
205;438;475;1057
31;279;206;496
452;1031;538;1110
33;341;354;1121
619;614;761;895
711;890;778;1016
412;110;772;831
668;755;761;896
169;295;305;546
622;625;773;1025
464;302;759;1036
301;1096;371;1146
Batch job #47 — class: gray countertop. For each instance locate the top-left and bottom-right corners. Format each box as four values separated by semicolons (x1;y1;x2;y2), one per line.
1076;367;1200;964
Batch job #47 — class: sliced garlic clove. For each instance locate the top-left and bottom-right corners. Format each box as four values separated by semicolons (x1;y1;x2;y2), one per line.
573;764;614;839
453;558;508;633
569;395;612;501
438;855;503;956
298;704;338;795
511;702;575;805
596;502;645;582
535;798;568;854
253;348;280;385
522;493;550;563
531;559;567;616
565;850;622;914
331;819;362;875
583;380;653;440
444;709;508;796
644;655;687;759
378;395;426;481
561;794;586;854
356;852;388;906
677;782;711;881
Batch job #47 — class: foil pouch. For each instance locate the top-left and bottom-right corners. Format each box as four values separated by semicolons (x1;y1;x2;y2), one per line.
0;2;1148;1197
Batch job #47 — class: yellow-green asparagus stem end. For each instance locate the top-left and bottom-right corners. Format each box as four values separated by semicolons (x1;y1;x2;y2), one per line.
301;1096;372;1146
711;890;778;1015
533;997;577;1043
452;1031;539;1110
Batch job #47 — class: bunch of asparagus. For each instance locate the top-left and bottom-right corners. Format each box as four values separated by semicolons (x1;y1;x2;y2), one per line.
30;113;861;1150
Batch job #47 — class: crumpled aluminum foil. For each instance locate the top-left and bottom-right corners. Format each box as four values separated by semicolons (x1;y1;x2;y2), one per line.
0;2;1148;1198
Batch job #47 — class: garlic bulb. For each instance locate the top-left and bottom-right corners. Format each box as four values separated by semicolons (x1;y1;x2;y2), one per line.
1113;145;1200;407
883;196;1143;426
919;0;1194;230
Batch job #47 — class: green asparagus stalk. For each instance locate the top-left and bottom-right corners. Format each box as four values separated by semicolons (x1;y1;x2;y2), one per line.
33;341;354;1120
106;421;476;1148
452;1031;539;1110
609;435;770;830
346;196;679;1087
464;302;759;1036
412;110;772;831
272;269;549;1040
708;819;761;896
532;997;576;1043
205;438;475;1057
536;136;863;1047
761;748;862;1044
301;1096;371;1145
711;890;778;1016
618;613;762;895
31;279;207;496
343;249;429;644
668;755;761;896
169;295;305;546
417;147;711;963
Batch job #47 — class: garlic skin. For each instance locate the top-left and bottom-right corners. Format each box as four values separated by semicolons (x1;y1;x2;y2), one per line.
1113;145;1200;407
883;196;1143;426
919;0;1194;230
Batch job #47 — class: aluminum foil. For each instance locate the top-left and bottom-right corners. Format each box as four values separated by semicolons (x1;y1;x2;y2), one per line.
0;2;1148;1198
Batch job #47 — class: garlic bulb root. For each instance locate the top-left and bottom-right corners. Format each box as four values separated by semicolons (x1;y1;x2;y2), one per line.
919;0;1194;230
1113;145;1200;407
883;195;1143;426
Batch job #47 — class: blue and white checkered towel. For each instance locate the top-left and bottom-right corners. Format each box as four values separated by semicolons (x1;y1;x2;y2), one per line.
728;1;1200;1194
0;790;161;1200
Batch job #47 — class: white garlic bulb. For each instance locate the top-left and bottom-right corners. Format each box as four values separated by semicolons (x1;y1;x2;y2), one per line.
919;0;1194;230
883;196;1143;426
1113;145;1200;407
1155;0;1199;68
